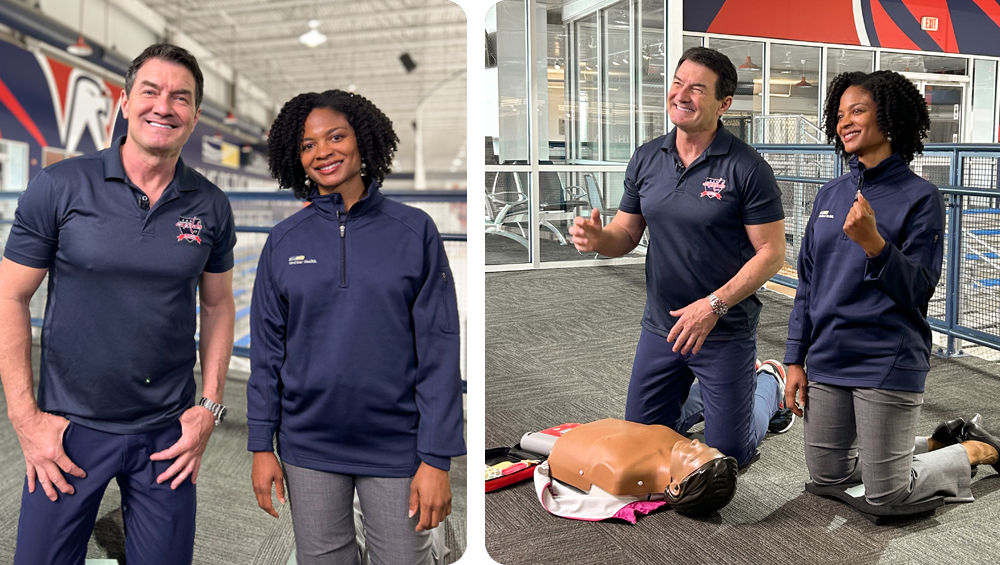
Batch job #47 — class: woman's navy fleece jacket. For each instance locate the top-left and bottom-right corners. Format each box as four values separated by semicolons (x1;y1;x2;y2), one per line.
246;181;466;476
784;153;945;392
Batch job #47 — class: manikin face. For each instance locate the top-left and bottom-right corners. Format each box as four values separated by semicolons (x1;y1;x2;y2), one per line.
836;85;891;161
121;59;200;159
667;439;724;495
667;60;732;134
299;107;364;196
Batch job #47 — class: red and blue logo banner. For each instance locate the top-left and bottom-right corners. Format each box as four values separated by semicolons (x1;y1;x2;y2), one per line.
685;0;1000;57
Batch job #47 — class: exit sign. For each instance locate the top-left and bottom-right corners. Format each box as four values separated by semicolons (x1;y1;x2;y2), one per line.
921;17;939;31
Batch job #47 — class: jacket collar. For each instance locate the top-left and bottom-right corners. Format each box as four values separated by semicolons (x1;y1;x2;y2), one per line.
848;152;909;184
306;178;384;219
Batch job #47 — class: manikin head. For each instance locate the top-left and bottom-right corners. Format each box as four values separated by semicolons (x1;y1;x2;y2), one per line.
665;439;738;517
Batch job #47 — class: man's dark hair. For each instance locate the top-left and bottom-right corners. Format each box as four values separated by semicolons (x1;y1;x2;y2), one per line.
268;89;399;199
124;43;204;109
823;70;930;164
675;47;737;100
665;456;738;517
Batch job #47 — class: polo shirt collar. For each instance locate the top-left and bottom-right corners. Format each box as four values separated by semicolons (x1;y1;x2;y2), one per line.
102;134;196;192
660;119;733;163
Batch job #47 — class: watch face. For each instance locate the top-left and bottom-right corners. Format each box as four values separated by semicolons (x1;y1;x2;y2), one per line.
218;406;227;422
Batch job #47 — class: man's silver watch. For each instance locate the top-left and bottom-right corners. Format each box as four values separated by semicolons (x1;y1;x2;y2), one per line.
198;397;227;427
707;293;729;317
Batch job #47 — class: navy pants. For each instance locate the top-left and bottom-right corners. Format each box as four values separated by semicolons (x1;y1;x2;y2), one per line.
625;328;778;467
15;420;196;565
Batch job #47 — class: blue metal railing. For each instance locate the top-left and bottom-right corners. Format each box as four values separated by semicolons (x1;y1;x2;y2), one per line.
755;143;1000;356
0;190;467;366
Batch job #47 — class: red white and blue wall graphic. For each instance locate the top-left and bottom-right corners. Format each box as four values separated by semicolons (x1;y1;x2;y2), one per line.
0;37;271;188
686;0;1000;57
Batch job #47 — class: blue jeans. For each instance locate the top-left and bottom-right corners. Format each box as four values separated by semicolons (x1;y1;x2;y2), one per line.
625;328;779;466
15;420;196;565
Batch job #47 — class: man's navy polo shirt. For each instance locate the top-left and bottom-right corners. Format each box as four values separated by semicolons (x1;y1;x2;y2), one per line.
4;135;236;434
618;121;783;341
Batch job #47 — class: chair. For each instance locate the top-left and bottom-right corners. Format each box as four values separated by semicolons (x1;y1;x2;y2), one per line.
583;173;617;222
485;167;587;246
580;173;647;257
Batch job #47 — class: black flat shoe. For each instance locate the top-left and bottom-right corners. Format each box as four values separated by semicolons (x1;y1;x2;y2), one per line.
961;414;1000;474
931;417;966;447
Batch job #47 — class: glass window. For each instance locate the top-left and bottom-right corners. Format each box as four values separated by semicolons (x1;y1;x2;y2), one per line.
602;1;632;162
709;38;764;143
485;1;530;266
574;13;600;161
879;52;967;75
636;1;666;145
545;6;569;163
972;59;997;143
767;44;822;142
487;0;530;165
826;48;874;88
683;35;703;52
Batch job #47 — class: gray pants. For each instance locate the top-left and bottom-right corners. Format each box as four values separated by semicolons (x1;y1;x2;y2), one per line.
804;382;973;506
283;463;433;565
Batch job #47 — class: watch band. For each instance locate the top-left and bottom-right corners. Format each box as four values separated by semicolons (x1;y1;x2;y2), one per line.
707;293;729;317
198;397;227;427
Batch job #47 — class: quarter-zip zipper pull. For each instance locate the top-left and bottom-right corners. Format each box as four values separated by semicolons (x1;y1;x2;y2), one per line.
854;174;863;202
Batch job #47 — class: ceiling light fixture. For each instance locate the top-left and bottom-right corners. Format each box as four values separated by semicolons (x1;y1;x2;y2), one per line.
738;55;759;70
300;20;327;48
67;0;93;57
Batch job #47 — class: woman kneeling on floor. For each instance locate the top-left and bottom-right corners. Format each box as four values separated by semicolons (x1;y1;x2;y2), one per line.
784;70;999;507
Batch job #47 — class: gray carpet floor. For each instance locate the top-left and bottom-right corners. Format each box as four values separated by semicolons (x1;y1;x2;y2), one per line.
486;230;600;265
0;346;466;564
486;264;1000;565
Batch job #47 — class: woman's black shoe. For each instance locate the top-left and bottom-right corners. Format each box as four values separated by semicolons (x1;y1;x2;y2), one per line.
961;414;1000;474
931;417;966;447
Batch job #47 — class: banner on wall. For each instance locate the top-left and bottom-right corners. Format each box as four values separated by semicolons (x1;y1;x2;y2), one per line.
0;37;274;189
686;0;1000;57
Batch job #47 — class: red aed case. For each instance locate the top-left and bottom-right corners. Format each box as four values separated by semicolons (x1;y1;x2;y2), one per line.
486;423;581;493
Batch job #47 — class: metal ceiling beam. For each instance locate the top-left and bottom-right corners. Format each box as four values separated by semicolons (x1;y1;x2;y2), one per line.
158;1;462;21
194;23;465;51
246;63;465;81
220;38;466;66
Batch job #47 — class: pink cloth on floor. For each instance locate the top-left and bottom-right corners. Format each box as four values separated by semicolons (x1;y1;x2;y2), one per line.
611;500;667;523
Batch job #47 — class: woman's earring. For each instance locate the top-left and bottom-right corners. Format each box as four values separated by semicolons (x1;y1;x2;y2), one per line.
361;162;367;171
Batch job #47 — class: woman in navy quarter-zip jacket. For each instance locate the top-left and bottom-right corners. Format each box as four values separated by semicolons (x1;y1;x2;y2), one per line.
783;71;999;509
246;90;465;564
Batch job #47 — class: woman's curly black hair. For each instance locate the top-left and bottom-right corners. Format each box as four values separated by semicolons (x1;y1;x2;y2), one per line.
823;70;930;164
267;89;399;199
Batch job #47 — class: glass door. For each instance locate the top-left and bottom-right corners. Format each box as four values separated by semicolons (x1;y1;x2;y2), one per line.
908;78;966;143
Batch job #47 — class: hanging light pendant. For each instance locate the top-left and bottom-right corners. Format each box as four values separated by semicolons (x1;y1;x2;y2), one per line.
738;55;759;70
67;0;93;57
795;76;812;87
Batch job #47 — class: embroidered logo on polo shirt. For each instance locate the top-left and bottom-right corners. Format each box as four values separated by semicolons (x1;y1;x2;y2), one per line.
288;255;317;265
175;216;203;244
700;178;726;200
818;210;835;219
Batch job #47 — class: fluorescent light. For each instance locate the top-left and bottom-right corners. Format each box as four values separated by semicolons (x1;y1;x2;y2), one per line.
300;28;327;48
300;21;326;48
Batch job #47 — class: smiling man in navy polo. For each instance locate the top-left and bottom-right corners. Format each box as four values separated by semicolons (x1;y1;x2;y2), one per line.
0;44;235;563
570;47;786;468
